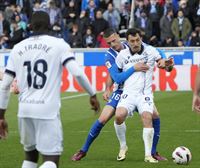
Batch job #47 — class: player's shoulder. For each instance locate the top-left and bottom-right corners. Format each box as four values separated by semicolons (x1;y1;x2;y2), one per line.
143;43;157;54
119;47;129;55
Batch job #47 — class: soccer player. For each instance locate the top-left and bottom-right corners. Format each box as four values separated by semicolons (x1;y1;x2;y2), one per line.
71;29;149;161
114;28;171;163
192;66;200;113
0;11;100;168
71;28;172;161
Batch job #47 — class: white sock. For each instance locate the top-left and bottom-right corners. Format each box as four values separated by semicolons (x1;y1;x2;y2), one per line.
114;121;127;149
22;160;37;168
39;161;57;168
143;128;154;157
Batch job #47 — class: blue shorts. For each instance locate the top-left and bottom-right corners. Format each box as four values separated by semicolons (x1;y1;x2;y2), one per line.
106;90;123;109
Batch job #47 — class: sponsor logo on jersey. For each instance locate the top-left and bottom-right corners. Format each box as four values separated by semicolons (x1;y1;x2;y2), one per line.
105;61;112;68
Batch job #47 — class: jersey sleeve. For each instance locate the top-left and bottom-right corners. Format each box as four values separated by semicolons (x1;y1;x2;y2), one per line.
104;52;116;70
60;40;75;66
5;48;16;77
152;47;162;61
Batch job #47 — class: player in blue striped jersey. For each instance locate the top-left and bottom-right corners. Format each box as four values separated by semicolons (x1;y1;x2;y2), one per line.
71;30;149;161
71;28;173;162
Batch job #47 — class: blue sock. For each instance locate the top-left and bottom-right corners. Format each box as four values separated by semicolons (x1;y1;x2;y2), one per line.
81;120;104;153
151;118;160;155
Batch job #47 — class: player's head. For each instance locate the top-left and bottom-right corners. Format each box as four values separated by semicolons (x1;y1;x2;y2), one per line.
31;11;50;33
103;28;122;51
126;28;142;53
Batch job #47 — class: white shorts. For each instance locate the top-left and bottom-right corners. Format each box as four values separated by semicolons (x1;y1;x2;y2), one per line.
18;115;63;155
117;93;154;116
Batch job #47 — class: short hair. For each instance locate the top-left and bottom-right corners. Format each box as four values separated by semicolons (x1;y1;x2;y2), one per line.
125;28;141;40
31;11;50;33
103;28;117;38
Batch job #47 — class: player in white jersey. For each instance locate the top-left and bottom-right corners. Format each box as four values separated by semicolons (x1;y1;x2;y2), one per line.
0;11;100;168
115;28;168;163
192;66;200;113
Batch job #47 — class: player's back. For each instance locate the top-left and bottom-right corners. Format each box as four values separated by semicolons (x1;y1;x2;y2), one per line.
8;35;73;119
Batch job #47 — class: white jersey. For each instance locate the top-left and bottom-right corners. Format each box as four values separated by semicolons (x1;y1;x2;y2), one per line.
115;44;161;95
6;35;75;119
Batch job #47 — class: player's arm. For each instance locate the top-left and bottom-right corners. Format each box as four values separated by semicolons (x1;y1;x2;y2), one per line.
192;66;200;113
156;48;174;72
64;59;100;113
103;74;113;101
0;73;14;139
108;62;149;84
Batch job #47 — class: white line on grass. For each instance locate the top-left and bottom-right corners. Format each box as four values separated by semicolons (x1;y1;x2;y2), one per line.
61;93;88;100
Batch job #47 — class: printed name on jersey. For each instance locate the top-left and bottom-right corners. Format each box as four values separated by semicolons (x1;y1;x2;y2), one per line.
105;61;112;69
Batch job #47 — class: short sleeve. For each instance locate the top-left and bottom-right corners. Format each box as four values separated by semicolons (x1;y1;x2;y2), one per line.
104;52;116;69
5;48;16;77
60;40;75;66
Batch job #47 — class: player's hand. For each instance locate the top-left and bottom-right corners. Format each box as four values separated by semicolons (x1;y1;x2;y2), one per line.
134;62;149;72
157;59;166;69
103;89;111;102
165;57;174;72
192;95;200;113
0;119;8;139
90;94;100;114
10;79;19;94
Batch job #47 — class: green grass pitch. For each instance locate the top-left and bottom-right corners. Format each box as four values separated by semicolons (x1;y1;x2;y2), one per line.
0;91;199;168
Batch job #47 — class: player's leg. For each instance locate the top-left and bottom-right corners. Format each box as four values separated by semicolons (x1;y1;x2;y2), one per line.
115;106;129;161
36;116;63;168
19;118;39;168
138;95;158;163
71;90;125;161
151;105;167;161
71;105;115;161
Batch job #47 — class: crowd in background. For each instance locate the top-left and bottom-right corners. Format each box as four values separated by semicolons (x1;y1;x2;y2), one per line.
0;0;199;49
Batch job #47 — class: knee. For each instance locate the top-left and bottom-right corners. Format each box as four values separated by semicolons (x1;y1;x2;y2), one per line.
141;112;153;128
115;107;127;125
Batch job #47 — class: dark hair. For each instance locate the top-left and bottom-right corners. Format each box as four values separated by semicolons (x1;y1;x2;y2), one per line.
31;11;50;33
125;28;141;40
103;28;116;38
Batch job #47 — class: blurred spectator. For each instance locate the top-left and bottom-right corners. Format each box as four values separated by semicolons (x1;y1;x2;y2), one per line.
176;39;184;47
163;0;176;15
189;23;200;46
92;9;109;37
63;0;81;15
134;0;147;19
135;9;152;41
149;35;160;46
62;0;78;29
7;20;24;48
82;0;99;11
119;1;130;29
46;0;62;34
4;4;16;23
171;9;192;44
85;0;98;22
16;5;28;24
191;0;200;28
160;8;174;46
146;0;163;40
14;14;27;31
0;11;10;37
82;26;96;47
103;2;121;31
99;0;113;12
68;23;82;48
179;0;190;18
96;31;109;48
76;10;91;35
